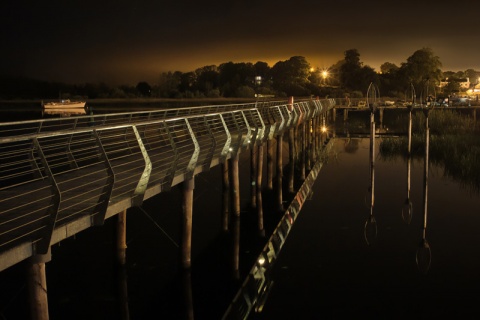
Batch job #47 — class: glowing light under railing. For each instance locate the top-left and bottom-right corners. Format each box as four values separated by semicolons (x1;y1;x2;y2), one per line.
229;147;233;151
321;126;327;133
258;257;265;265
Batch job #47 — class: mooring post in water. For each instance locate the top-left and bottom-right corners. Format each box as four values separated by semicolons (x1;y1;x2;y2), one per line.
257;143;265;234
267;139;274;190
182;177;195;269
28;248;51;320
222;162;229;231
117;209;127;265
250;145;257;209
276;133;283;211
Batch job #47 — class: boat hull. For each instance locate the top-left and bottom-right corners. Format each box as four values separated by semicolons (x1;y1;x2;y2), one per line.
43;101;86;109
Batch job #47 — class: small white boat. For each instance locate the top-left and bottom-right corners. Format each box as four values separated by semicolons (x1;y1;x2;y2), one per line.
43;99;86;110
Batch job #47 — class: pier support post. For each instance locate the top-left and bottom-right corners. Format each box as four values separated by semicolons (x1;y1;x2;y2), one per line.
250;145;257;209
117;209;127;265
222;162;229;231
300;122;306;180
276;133;283;211
332;107;336;122
230;154;241;217
311;117;317;163
288;127;295;193
28;249;51;320
343;109;349;122
181;177;195;269
379;107;384;128
257;143;264;234
267;139;274;190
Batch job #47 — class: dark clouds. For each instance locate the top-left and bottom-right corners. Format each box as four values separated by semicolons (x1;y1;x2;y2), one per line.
2;0;479;84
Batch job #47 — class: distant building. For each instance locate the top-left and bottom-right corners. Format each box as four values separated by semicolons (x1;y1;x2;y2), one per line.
439;77;471;89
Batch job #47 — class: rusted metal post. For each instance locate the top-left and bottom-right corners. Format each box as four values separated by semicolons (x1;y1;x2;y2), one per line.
28;250;51;320
267;139;274;190
256;143;264;234
276;133;283;211
117;209;127;265
250;145;257;209
222;162;230;231
182;177;195;269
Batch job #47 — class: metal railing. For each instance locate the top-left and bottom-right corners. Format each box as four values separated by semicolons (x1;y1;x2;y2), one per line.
0;98;335;271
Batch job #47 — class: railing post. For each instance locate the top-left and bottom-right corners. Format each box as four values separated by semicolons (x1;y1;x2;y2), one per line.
28;249;51;320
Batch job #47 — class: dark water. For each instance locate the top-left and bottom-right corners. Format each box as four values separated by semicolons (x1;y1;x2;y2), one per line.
1;106;480;319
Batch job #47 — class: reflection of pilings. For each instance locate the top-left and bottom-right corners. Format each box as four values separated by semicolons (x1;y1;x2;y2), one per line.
423;127;429;234
473;108;477;123
257;143;264;232
250;146;257;209
28;250;51;320
117;266;130;320
232;215;240;280
332;107;336;122
182;177;194;269
182;269;194;320
267;140;274;190
117;209;127;265
222;162;229;232
370;113;375;208
276;134;283;211
288;128;295;193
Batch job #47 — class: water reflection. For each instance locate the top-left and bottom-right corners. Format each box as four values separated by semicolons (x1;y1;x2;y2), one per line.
402;105;413;224
416;107;432;274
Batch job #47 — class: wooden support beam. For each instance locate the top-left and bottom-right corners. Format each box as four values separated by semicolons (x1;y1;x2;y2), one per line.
181;178;194;269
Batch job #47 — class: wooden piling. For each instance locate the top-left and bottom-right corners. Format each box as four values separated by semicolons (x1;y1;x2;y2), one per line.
256;143;264;232
117;209;127;265
28;250;51;320
222;162;229;231
276;133;283;211
230;154;241;217
267;139;274;190
300;122;306;180
250;145;257;209
181;177;194;269
288;127;295;193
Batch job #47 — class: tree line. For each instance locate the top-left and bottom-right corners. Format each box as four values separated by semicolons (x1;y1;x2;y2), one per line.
1;47;478;100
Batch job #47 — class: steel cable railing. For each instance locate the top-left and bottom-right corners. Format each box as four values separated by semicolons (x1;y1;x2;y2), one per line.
0;98;335;268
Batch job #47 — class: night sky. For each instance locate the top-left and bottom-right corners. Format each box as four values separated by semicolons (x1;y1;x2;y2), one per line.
2;0;479;85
